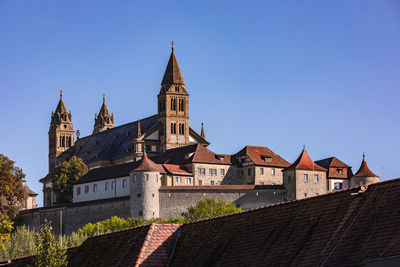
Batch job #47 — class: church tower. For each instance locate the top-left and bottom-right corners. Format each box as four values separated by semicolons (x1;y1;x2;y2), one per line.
158;42;190;152
48;91;75;172
93;94;115;134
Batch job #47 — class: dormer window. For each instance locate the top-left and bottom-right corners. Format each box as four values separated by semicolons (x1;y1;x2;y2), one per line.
338;169;343;175
262;156;272;163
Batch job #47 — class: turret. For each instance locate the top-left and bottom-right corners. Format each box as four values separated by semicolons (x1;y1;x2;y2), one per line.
48;90;75;173
157;42;190;152
350;153;379;187
129;154;165;220
93;94;115;134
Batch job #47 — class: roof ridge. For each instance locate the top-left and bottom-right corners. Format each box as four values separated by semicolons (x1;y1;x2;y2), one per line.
181;178;400;226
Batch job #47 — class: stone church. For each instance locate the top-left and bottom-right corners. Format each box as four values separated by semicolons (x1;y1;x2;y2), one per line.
32;44;379;226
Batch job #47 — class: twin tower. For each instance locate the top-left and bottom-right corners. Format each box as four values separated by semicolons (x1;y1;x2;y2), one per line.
48;44;190;172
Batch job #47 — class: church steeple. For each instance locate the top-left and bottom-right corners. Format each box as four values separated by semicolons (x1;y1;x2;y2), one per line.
157;42;190;152
48;90;75;173
93;94;115;134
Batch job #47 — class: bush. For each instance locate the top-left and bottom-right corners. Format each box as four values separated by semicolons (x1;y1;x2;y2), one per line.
0;225;36;261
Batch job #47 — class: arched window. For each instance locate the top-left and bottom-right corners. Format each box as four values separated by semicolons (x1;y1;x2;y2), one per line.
178;123;185;135
59;136;62;147
171;123;176;134
62;136;65;147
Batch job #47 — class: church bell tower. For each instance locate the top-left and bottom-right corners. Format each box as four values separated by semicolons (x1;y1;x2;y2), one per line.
48;91;75;172
158;42;190;152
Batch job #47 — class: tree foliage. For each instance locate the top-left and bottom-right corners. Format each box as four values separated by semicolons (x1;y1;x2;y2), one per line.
0;216;13;250
182;198;242;221
0;225;35;260
34;221;67;267
77;216;145;237
0;154;27;218
52;156;88;204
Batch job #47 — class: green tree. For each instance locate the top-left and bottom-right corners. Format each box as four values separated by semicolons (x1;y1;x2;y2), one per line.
0;154;27;219
0;225;35;261
52;156;88;204
183;198;242;221
34;221;67;267
77;216;145;237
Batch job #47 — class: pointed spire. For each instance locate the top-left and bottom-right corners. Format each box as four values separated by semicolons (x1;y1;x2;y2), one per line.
354;153;378;177
55;89;68;115
137;120;142;137
92;94;115;134
134;153;165;172
201;122;205;139
161;42;185;85
285;147;326;171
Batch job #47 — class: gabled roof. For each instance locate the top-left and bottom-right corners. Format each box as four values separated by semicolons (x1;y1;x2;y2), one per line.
233;146;290;168
315;157;350;169
134;154;166;173
285;149;326;171
152;144;231;165
56;114;159;165
161;47;185;85
162;164;192;176
24;184;38;196
354;156;378;177
74;162;138;185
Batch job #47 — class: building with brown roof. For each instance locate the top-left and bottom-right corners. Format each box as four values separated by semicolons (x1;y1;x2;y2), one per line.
350;154;379;187
315;156;353;191
283;148;327;200
7;178;400;266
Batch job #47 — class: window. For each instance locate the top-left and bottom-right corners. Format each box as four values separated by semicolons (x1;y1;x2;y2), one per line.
123;179;127;188
338;169;343;175
93;184;97;193
259;182;264;185
314;174;319;182
359;181;364;186
175;177;182;184
260;168;264;175
145;174;149;181
170;98;176;111
209;169;212;176
133;174;137;182
111;181;116;190
198;168;202;175
201;168;205;175
304;174;308;182
248;168;251;176
178;123;185;135
221;169;225;176
105;182;109;191
178;99;185;111
185;178;191;184
334;183;342;190
77;187;81;195
264;157;272;163
85;185;89;194
151;145;156;152
217;181;221;185
304;193;307;197
271;168;275;175
211;181;215;185
199;180;202;185
170;123;176;134
213;169;217;176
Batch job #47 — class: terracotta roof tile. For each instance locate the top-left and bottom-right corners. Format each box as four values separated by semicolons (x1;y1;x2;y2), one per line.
285;149;327;171
233;146;290;168
134;154;166;173
354;157;378;177
162;164;192;175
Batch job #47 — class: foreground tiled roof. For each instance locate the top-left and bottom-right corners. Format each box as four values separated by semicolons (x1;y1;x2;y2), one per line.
7;178;400;266
169;178;400;266
233;146;290;168
354;157;378;177
285;149;326;172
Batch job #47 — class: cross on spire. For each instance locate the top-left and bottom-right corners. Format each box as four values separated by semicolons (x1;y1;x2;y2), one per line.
171;40;175;51
102;93;106;103
59;89;63;98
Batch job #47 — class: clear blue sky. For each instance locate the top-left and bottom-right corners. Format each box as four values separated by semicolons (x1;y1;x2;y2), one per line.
1;1;399;207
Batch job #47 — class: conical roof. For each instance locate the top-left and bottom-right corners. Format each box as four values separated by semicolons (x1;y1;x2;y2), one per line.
134;154;165;173
55;96;68;115
161;48;185;85
354;155;378;177
97;96;111;118
285;149;326;171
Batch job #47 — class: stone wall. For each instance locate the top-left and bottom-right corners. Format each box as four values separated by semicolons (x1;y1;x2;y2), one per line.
159;186;286;219
16;197;130;235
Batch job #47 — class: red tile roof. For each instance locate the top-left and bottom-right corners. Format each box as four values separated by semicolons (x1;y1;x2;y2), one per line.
136;224;180;266
169;178;400;266
134;154;166;173
315;157;353;179
233;146;290;168
354;156;378;177
162;164;192;175
285;149;327;171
